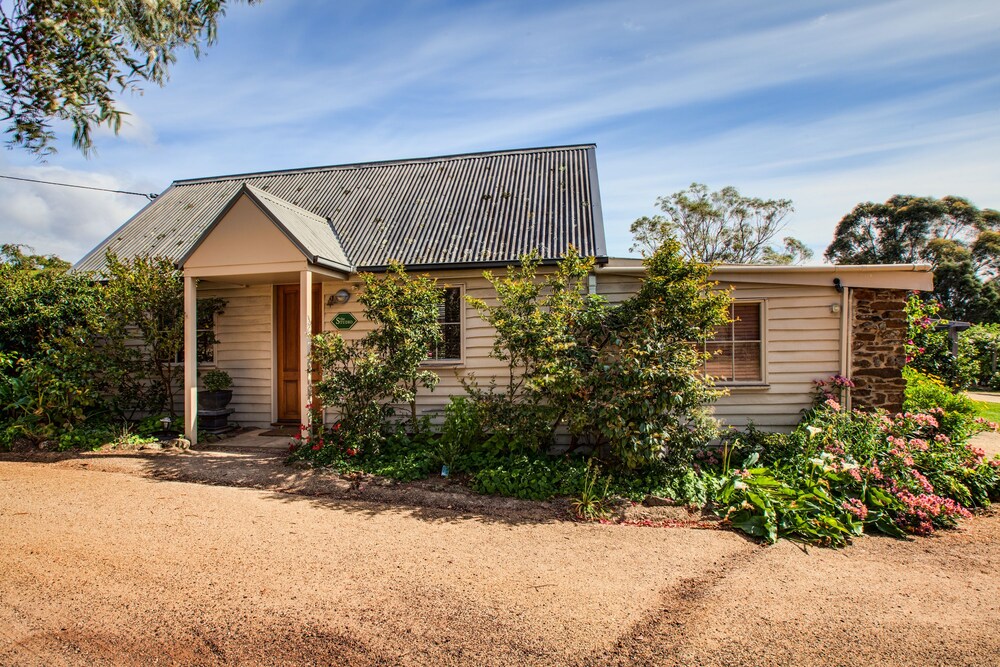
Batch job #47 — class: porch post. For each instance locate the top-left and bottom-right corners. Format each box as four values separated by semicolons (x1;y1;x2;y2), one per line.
299;268;314;428
183;274;198;444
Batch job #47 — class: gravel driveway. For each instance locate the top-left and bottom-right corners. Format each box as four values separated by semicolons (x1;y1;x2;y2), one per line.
1;445;998;666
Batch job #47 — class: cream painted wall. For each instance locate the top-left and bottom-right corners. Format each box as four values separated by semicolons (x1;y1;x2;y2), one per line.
185;196;304;272
199;284;273;428
204;267;842;431
596;273;842;430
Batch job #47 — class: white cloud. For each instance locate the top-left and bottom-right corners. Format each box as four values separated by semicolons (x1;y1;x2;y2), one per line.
0;0;997;263
0;166;149;262
596;93;1000;257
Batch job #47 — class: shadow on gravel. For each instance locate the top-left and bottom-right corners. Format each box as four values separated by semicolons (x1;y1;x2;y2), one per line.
173;448;565;526
258;484;566;527
0;447;566;527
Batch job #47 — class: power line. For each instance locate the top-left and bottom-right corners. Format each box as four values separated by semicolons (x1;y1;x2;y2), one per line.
0;173;157;200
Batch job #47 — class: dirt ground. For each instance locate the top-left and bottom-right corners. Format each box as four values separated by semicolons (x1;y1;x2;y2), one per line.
2;437;999;666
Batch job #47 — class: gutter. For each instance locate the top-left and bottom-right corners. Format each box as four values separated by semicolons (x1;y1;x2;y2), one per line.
594;264;933;274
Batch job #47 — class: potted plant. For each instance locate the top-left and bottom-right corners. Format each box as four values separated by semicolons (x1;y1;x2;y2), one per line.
199;369;233;410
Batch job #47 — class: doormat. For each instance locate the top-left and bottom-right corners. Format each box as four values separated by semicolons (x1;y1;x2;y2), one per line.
260;427;299;437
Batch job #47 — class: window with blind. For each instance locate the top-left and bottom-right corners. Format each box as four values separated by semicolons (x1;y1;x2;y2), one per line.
427;286;463;361
704;301;764;384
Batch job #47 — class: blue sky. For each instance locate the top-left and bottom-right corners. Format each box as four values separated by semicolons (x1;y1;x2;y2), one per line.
1;0;998;262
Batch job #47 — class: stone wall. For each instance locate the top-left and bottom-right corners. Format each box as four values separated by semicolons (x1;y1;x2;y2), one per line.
850;288;908;413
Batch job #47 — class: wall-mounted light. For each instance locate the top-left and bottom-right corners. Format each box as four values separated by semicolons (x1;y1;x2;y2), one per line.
833;277;844;293
326;289;351;307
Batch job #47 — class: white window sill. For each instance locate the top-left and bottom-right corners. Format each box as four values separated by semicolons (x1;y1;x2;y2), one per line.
421;360;464;368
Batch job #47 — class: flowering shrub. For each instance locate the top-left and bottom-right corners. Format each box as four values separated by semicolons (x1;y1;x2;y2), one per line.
288;419;438;482
712;401;1000;546
813;374;855;406
904;294;976;389
287;417;356;469
903;367;980;440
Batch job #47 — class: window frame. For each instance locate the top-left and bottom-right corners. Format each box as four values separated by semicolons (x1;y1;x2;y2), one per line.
703;299;767;387
173;299;221;367
423;284;465;366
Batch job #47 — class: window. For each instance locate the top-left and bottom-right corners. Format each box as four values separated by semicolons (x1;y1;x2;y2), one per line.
174;300;220;364
196;304;219;363
704;301;764;384
427;286;462;361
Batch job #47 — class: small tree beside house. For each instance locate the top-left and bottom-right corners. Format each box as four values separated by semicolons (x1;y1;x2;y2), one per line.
311;262;443;452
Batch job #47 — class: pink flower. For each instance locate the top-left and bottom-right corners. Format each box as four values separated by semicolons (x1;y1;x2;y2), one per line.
824;398;842;411
842;498;868;520
910;469;934;494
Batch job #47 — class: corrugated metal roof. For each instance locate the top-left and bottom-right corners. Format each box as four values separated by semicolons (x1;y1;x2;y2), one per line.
74;144;607;274
244;184;351;271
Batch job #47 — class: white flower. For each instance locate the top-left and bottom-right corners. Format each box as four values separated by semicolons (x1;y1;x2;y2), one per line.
806;425;823;438
809;457;825;467
733;480;747;490
841;461;859;471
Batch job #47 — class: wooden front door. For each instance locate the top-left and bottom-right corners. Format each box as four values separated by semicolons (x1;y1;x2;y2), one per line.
275;284;322;423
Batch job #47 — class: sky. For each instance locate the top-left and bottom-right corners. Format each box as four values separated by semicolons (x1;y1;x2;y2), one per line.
1;0;998;263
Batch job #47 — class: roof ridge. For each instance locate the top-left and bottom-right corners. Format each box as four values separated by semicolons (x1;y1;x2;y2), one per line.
244;183;328;224
173;144;597;186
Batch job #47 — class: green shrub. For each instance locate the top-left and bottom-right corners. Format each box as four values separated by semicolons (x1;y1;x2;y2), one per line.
469;243;729;469
102;254;226;419
724;423;797;467
362;429;437;481
605;460;711;505
0;347;106;446
959;324;1000;389
312;263;442;453
903;367;978;439
433;397;480;472
201;369;232;392
57;426;114;451
470;454;589;500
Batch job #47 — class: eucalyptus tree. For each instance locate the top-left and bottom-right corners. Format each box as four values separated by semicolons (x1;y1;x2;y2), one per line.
630;183;810;265
826;195;1000;322
0;0;257;155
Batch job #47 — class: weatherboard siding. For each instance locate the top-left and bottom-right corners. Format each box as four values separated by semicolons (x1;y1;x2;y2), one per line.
317;270;519;424
201;284;273;428
594;274;842;430
203;270;842;432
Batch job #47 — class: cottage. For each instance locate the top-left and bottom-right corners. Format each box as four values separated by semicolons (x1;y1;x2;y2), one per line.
75;145;932;443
